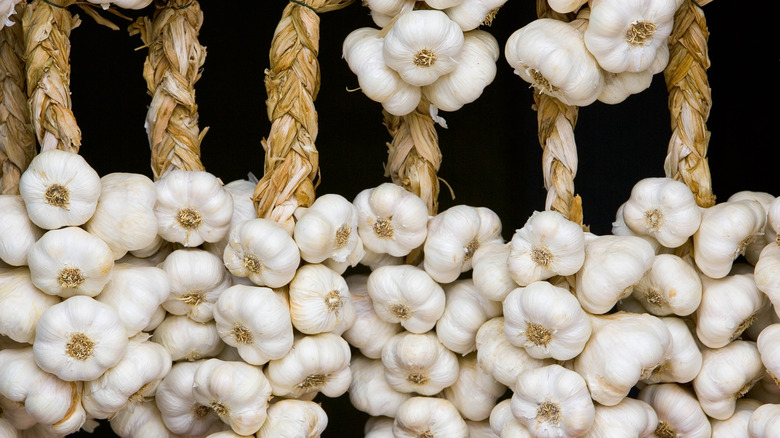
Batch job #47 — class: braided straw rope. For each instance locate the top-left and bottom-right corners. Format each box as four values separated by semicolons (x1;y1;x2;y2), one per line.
534;0;584;227
383;97;442;215
23;0;82;153
663;0;714;208
0;3;35;194
252;0;354;232
129;0;207;180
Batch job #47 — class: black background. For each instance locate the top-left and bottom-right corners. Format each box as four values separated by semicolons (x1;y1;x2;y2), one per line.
53;0;778;436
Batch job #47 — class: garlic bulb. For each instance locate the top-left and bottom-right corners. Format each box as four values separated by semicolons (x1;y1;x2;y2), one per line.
367;264;445;333
641;316;702;384
154;169;233;247
85;0;153;10
574;312;672;406
632;253;702;316
547;0;588;13
444;0;508;31
0;267;60;344
693;340;764;420
0;195;43;266
155;360;223;436
353;183;429;257
82;336;172;419
33;296;129;381
27;226;114;298
288;264;356;335
192;359;273;435
575;234;655;314
95;263;170;336
748;403;780;438
436;279;501;354
84;173;158;259
160;248;230;323
213;284;293;365
342;274;403;359
151;314;224;361
203;178;260;259
476;317;550;387
364;416;395;437
110;398;178;438
611;202;666;254
755;243;780;318
710;398;761;437
381;330;459;395
638;383;711;438
0;418;16;438
423;205;503;283
693;199;766;279
695;273;766;349
443;353;506;421
467;419;500;438
256;399;328;438
223;218;300;288
294;193;363;265
621;177;702;248
360;246;404;271
505;18;604;106
1;393;37;431
265;332;352;399
471;241;516;301
597;68;654;104
393;397;469;438
583;397;657;438
503;280;592;361
489;399;532;438
507;210;586;287
348;354;412;417
757;323;780;388
511;364;595;437
19;149;101;230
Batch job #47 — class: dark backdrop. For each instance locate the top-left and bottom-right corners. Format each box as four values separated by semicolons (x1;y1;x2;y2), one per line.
58;0;777;436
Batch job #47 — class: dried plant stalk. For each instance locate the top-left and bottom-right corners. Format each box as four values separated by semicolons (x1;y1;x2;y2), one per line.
23;0;81;153
663;0;715;208
253;0;354;232
129;0;206;180
383;98;442;215
0;3;36;194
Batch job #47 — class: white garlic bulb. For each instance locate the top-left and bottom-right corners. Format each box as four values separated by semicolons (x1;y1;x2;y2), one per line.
223;218;300;288
641;316;702;385
213;284;293;365
748;402;780;438
348;354;412;417
342;274;403;359
367;264;445;333
638;383;712;438
757;323;780;389
621;177;702;248
364;415;395;437
160;248;230;323
0;394;37;431
695;273;766;349
436;279;501;354
256;399;328;438
33;296;129;382
95;263;170;336
154;169;233;247
0;418;16;438
476;316;551;387
507;210;586;287
393;396;469;438
611;202;666;254
467;419;500;438
632;253;702;316
0;195;43;266
511;364;595;437
288;264;356;335
597;67;655;104
710;398;761;437
151;314;225;361
353;183;429;257
27;226;114;298
583;397;658;438
204;178;260;259
755;243;780;318
490;399;533;437
471;241;516;302
381;330;459;396
110;398;179;438
503;281;591;361
155;360;223;436
0;267;60;344
444;0;508;31
294;193;363;266
442;353;506;422
19;149;101;230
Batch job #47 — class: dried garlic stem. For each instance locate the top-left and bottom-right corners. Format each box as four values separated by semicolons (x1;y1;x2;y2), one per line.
664;0;715;208
23;0;81;154
0;3;36;194
383;98;442;215
129;0;207;180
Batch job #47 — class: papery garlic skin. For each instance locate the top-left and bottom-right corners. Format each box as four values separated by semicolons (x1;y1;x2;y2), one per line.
354;183;429;257
0;268;60;343
151;314;224;361
437;279;501;354
223;218;300;288
583;397;657;438
639;383;711;438
507;210;586;287
710;398;761;437
393;396;469;438
155;361;223;436
27;227;114;298
382;330;459;396
192;359;273;436
748;403;780;438
503;281;591;361
342;274;402;359
256;399;328;438
19;149;101;230
443;353;506;421
33;296;129;382
160;248;229;323
476;317;551;387
294;193;362;265
695;273;766;349
154;169;233;247
96;263;170;336
0;195;43;266
511;364;595;438
632;253;702;316
213;284;293;365
288;264;356;335
367;264;445;333
621;177;702;248
349;354;412;417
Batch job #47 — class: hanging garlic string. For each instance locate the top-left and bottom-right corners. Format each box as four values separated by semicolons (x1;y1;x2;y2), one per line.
252;0;354;233
0;2;35;194
129;0;207;180
22;0;82;153
383;96;442;216
663;0;715;208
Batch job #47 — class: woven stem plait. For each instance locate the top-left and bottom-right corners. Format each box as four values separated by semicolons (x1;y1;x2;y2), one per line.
129;0;207;180
664;0;715;208
0;3;35;194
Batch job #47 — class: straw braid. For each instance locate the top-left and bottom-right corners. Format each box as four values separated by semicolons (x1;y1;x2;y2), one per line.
0;3;35;194
663;0;715;208
23;0;81;153
252;0;354;232
535;0;584;226
129;0;207;180
383;98;442;215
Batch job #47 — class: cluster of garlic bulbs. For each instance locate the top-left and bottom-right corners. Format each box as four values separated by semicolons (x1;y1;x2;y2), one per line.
505;0;679;105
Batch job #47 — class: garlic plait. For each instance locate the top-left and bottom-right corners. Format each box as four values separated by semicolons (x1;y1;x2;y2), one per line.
436;279;502;355
381;330;459;396
341;274;402;359
367;264;445;333
0;195;43;266
223;218;301;288
160;248;230;323
288;263;356;335
0;267;60;344
393;396;469;438
256;399;328;438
